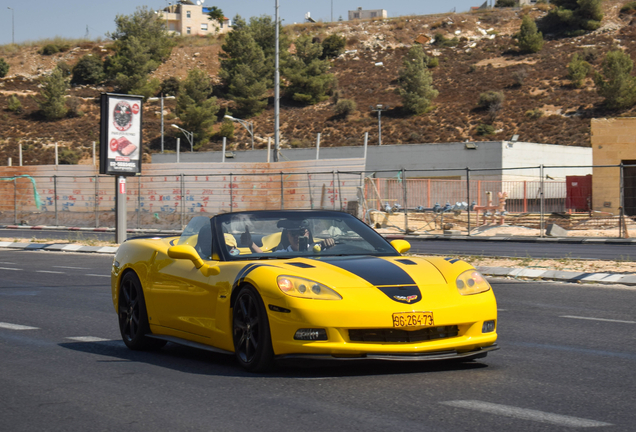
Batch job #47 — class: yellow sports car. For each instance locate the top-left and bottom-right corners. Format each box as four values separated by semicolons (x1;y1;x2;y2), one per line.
111;210;498;371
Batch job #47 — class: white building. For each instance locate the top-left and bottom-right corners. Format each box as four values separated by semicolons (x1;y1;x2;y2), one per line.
348;7;388;20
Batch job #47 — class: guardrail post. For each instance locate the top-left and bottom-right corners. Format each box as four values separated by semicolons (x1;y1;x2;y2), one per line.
95;174;99;228
180;174;185;228
137;175;141;229
332;171;336;210
540;164;545;238
337;171;343;211
54;175;58;226
402;168;408;234
467;167;471;236
620;162;625;238
230;173;234;212
13;178;17;225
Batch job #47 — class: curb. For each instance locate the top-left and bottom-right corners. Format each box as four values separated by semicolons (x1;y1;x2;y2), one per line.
1;241;635;286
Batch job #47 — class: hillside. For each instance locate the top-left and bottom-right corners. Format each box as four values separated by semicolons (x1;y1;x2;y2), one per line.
0;1;634;165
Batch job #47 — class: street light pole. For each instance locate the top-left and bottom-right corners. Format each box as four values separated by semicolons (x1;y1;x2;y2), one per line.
171;124;194;152
274;0;280;162
370;104;389;146
224;115;254;150
148;95;175;153
7;7;14;45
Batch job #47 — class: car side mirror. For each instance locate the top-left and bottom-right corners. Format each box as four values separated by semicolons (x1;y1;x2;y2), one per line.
390;239;411;254
168;245;220;276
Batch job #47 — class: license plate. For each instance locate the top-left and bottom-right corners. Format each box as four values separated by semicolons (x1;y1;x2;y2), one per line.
392;312;434;328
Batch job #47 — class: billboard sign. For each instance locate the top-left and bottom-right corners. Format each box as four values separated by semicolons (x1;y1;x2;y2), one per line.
99;93;143;176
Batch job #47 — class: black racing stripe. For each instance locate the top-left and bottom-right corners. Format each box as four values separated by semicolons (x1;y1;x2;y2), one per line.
233;263;278;288
316;257;415;286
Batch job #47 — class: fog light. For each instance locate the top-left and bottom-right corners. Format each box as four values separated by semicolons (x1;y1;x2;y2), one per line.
294;328;328;341
482;320;496;333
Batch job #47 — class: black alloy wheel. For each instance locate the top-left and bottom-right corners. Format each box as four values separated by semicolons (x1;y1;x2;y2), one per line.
118;272;166;350
232;285;274;372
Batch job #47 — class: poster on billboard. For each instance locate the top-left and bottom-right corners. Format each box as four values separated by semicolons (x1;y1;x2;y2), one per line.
99;93;143;176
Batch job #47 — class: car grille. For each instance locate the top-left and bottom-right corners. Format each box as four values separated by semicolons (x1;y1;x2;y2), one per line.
349;326;459;343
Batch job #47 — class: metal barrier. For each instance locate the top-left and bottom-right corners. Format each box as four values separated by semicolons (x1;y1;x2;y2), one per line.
0;165;633;238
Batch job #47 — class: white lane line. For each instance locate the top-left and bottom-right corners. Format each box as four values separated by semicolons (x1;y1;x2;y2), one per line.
85;274;110;278
53;266;90;270
440;400;612;428
560;315;636;325
0;262;16;265
497;309;507;311
0;322;40;330
66;336;111;342
0;267;22;271
36;270;65;274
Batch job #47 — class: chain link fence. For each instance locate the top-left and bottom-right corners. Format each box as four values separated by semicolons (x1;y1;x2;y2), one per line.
1;164;634;238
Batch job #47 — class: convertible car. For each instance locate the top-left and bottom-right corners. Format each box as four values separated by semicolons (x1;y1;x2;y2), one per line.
111;210;498;371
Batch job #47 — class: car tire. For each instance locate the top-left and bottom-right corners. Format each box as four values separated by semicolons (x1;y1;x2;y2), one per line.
118;272;166;351
232;285;275;372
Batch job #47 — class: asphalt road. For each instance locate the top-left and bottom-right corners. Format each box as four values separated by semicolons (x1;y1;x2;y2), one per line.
1;249;634;431
2;228;636;261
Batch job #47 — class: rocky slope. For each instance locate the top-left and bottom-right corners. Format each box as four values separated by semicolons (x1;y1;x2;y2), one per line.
0;1;634;165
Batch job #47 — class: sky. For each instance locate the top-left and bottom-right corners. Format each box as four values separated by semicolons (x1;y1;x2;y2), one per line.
0;0;492;46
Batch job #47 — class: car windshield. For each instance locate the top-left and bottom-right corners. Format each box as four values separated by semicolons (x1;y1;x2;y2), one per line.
215;211;398;260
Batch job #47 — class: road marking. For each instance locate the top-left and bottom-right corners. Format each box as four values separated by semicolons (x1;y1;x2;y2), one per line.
36;270;65;274
53;266;90;270
0;262;15;265
440;400;612;428
85;274;110;278
0;267;22;271
0;322;39;330
560;315;636;324
66;336;111;342
497;309;507;311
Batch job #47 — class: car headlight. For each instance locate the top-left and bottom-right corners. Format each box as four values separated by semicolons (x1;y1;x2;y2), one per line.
456;270;491;295
277;276;342;300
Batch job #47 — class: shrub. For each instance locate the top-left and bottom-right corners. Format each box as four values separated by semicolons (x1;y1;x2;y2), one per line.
66;97;84;117
516;15;544;53
321;34;346;59
427;57;439;68
7;94;22;113
567;54;592;88
432;33;459;48
495;0;517;7
160;76;181;96
525;108;544;119
478;91;505;110
621;1;636;14
0;58;9;78
512;68;528;86
71;54;105;85
334;98;357;117
58;148;81;165
594;50;636;110
56;61;72;77
39;43;69;55
476;124;495;136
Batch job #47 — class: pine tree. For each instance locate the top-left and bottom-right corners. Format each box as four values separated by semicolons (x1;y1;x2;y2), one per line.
284;35;335;104
594;50;636;109
220;22;271;116
71;54;105;85
0;58;9;78
176;69;219;145
567;54;591;88
540;0;603;35
38;68;69;120
516;15;544;53
396;45;438;115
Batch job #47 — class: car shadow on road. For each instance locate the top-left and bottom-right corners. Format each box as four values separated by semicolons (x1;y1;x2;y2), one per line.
59;339;491;379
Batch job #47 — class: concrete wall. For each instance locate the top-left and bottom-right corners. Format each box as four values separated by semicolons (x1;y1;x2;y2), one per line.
153;141;593;181
591;118;635;214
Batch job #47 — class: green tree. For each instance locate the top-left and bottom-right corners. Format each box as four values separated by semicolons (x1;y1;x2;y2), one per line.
220;21;271;115
495;0;517;6
0;58;9;78
176;69;219;145
396;45;438;115
160;76;181;96
106;7;175;94
516;15;544;53
594;50;636;109
38;68;69;120
207;6;225;25
567;53;591;88
284;35;335;104
71;54;105;85
321;34;346;59
540;0;603;35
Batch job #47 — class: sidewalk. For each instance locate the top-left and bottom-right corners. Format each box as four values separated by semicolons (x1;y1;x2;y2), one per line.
2;238;635;287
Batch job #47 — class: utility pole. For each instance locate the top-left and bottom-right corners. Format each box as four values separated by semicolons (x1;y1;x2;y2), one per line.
7;7;14;45
274;0;280;162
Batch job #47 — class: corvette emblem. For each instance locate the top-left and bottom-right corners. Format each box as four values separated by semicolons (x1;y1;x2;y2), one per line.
394;295;418;303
